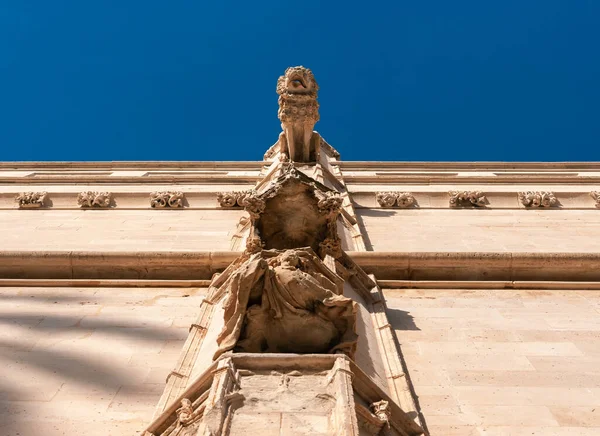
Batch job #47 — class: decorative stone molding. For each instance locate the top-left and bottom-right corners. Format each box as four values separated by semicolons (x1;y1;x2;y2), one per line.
591;191;600;208
376;192;415;208
449;191;487;207
518;191;558;208
77;191;112;208
216;190;254;208
150;192;184;208
15;191;47;208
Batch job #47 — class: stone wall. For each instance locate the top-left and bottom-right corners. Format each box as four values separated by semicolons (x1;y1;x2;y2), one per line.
387;288;600;435
0;286;207;435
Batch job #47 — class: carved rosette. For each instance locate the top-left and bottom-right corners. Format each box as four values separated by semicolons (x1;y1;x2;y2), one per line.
216;190;254;208
15;192;47;208
77;191;112;208
150;192;184;208
449;191;487;208
590;191;600;208
376;192;415;208
518;191;558;208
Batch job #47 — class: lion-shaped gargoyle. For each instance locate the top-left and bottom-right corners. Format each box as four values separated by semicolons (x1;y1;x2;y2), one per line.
269;66;321;163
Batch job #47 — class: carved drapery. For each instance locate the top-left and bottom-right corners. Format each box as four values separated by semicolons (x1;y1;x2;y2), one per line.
15;191;47;208
448;191;487;208
150;192;184;208
376;192;415;208
77;191;112;208
214;249;357;360
518;191;558;208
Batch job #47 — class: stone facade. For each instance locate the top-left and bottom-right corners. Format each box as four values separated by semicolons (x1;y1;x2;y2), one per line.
1;67;600;435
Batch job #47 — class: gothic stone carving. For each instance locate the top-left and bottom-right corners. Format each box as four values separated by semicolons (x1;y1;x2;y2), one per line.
15;191;47;208
216;190;254;208
518;191;558;208
77;191;112;208
243;165;343;258
372;400;391;425
150;192;184;208
376;192;415;208
214;249;357;359
268;66;321;163
449;191;487;207
591;191;600;208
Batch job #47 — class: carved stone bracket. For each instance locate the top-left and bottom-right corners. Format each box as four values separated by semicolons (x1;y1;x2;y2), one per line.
77;191;112;208
376;192;415;208
150;192;184;208
591;191;600;208
242;164;343;258
216;190;254;208
449;191;487;208
518;191;558;208
15;192;47;208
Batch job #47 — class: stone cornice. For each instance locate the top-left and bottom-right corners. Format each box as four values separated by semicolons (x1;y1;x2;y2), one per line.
2;250;600;281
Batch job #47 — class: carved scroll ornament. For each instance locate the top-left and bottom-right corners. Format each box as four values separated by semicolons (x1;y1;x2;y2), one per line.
376;192;415;208
591;191;600;208
150;192;184;208
77;191;112;208
15;192;47;208
216;190;254;208
214;249;357;360
518;191;558;208
449;191;487;207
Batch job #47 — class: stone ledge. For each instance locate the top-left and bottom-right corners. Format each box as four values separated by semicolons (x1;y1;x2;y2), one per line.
1;250;600;281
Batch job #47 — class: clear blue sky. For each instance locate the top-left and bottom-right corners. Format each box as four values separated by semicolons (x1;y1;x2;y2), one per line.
1;1;598;161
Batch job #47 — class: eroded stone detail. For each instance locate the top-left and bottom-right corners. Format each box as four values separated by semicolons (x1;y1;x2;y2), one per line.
590;191;600;208
216;190;254;208
263;66;321;163
214;249;357;359
518;191;558;208
449;191;487;208
376;192;415;208
15;191;47;208
150;192;184;208
77;191;112;208
242;165;342;257
372;400;391;426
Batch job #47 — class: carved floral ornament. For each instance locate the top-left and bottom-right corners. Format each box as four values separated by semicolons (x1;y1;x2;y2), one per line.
216;190;254;208
150;192;184;208
591;191;600;208
518;191;558;208
449;191;487;208
375;192;415;208
15;191;47;208
77;191;112;208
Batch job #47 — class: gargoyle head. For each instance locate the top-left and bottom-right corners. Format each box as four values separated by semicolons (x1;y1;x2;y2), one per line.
277;66;318;96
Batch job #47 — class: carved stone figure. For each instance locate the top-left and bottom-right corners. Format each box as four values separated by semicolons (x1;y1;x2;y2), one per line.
518;191;558;208
77;191;112;208
376;192;415;208
449;191;487;207
372;400;391;425
214;249;357;359
15;191;47;208
265;66;320;163
150;192;184;208
590;191;600;208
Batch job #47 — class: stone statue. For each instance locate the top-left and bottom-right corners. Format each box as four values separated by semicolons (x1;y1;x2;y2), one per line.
214;249;357;359
266;66;320;163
